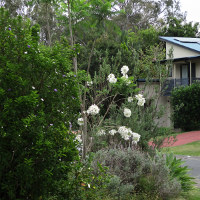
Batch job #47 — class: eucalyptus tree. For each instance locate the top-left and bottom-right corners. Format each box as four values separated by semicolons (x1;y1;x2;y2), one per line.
26;0;63;46
113;0;185;31
0;0;27;16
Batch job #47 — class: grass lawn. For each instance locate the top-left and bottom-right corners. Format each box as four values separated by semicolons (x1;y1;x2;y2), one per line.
162;141;200;156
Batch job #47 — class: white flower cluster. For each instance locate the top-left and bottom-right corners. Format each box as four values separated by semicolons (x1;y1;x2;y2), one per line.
120;66;131;85
118;126;141;143
95;127;141;144
77;118;84;126
109;129;117;135
135;94;145;106
123;108;131;117
128;97;133;102
87;81;93;86
96;129;106;136
121;65;129;76
107;73;117;84
87;104;100;115
131;132;141;144
118;126;130;140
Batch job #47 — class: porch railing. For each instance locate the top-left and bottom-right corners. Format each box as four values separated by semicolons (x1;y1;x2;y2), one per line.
162;78;200;96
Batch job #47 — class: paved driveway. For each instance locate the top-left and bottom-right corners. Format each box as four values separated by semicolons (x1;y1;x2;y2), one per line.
176;155;200;188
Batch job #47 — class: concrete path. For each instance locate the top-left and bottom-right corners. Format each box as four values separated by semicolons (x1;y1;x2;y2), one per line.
175;155;200;188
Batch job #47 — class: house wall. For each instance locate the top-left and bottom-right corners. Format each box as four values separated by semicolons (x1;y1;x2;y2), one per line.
166;43;199;59
195;61;200;77
137;82;172;128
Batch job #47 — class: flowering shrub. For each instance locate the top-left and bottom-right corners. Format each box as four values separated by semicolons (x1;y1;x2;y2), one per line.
76;64;142;153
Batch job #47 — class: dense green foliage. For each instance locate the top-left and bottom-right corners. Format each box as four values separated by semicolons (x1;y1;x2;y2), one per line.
162;17;199;37
0;0;197;198
0;8;80;199
171;83;200;131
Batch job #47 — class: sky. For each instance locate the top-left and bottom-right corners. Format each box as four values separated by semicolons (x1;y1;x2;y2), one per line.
179;0;200;23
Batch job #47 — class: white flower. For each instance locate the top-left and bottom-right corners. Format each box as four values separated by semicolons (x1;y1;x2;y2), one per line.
76;135;82;143
41;98;44;101
135;94;145;106
32;86;35;89
118;126;128;134
123;135;130;140
107;74;117;84
118;126;130;140
107;73;115;80
123;108;131;117
130;132;141;144
121;65;129;75
87;81;93;86
109;129;117;135
137;98;145;106
24;51;27;54
118;126;136;140
109;77;117;84
96;129;106;136
135;94;143;100
128;97;133;102
87;104;100;115
77;118;84;126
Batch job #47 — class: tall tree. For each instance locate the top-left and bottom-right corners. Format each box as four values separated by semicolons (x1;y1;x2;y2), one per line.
113;0;185;31
0;0;26;16
26;0;62;46
162;17;199;37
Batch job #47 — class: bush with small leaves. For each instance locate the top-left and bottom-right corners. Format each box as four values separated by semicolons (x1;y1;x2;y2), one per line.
171;83;200;131
0;8;80;200
91;148;184;199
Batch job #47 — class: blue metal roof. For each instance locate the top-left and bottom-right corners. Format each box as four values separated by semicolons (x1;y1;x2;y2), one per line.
159;36;200;53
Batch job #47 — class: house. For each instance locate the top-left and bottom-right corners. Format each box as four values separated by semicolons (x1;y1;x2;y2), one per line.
137;36;200;128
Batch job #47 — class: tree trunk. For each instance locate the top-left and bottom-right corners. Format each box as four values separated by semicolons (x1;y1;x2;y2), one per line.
67;0;77;74
46;3;51;46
